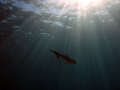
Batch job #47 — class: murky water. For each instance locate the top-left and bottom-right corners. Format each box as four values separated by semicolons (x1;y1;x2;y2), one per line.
0;0;120;89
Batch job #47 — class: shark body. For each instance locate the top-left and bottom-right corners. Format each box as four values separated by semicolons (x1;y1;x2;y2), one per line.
50;50;77;64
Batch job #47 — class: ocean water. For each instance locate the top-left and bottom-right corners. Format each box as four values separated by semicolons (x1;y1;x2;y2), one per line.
0;0;120;89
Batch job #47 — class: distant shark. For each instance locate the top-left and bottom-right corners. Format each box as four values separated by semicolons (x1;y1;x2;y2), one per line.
50;50;77;64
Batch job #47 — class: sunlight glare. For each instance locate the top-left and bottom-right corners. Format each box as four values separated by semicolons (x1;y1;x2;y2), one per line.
50;0;105;14
50;0;104;8
77;0;100;6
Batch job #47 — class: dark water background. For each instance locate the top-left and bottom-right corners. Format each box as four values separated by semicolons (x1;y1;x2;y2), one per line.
0;0;120;90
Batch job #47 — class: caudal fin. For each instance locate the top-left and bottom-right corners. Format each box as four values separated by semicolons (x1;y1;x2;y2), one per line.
50;49;60;58
50;50;53;52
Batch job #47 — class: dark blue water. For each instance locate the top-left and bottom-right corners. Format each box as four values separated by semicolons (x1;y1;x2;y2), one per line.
0;0;120;90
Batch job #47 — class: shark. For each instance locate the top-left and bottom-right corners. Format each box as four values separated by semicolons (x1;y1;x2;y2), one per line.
50;50;77;64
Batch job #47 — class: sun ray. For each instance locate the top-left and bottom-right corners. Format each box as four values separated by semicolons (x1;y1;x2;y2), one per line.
50;0;106;14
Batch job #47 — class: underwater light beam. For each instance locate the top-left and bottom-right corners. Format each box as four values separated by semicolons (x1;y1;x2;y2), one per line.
50;0;106;14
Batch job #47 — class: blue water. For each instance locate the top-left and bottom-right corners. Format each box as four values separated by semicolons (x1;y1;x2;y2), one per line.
0;0;120;90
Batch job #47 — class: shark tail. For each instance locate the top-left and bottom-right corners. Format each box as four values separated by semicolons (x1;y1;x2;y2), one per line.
50;50;60;58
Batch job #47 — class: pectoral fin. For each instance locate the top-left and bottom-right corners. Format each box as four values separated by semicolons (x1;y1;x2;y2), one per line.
57;55;59;58
64;62;68;64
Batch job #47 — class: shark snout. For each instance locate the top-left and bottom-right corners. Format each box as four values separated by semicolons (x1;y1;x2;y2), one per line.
71;60;77;64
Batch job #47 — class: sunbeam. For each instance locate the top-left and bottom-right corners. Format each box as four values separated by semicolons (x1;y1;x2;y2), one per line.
50;0;105;9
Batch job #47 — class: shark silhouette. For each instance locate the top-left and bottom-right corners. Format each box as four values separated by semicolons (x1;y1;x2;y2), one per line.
50;50;77;64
